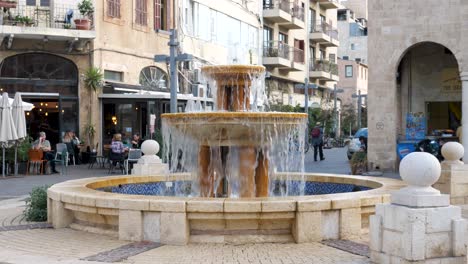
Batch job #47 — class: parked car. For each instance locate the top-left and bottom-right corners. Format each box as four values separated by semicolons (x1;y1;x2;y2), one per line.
347;128;368;160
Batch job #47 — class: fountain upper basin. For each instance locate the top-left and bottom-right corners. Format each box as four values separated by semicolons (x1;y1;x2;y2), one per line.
162;112;307;146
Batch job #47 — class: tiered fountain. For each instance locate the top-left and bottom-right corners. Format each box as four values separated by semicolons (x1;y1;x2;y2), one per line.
161;65;308;198
47;65;404;245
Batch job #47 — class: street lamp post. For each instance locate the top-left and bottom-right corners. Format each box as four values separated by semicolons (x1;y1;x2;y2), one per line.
352;90;368;129
154;29;193;113
333;84;344;138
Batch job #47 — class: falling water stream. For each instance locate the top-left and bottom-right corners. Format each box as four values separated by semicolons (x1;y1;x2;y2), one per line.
161;65;308;198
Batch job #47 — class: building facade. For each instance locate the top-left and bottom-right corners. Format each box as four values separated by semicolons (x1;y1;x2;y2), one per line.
337;58;367;107
263;0;340;111
0;0;96;148
368;0;468;170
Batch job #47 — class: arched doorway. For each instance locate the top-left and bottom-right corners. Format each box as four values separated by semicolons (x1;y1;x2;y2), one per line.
396;42;461;158
0;53;79;147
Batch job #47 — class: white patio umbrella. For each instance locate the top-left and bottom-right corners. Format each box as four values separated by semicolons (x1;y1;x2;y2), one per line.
8;97;33;111
0;92;18;177
11;93;28;175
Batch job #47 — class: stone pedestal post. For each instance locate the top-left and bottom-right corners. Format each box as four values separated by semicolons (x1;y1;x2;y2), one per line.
434;142;468;204
370;152;467;263
132;140;168;175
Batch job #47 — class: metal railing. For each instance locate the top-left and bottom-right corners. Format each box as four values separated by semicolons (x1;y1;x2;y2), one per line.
292;3;304;21
310;59;338;75
2;3;92;29
310;20;339;41
263;0;290;13
263;41;291;60
292;47;304;64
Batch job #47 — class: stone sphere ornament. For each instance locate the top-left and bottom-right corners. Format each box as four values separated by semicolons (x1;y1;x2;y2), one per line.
441;142;464;164
141;140;160;156
399;152;441;187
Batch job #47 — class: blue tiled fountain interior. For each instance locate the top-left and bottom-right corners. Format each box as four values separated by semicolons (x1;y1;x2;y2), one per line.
98;181;371;196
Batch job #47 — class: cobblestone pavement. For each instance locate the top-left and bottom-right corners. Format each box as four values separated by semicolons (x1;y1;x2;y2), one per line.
0;225;370;264
123;243;369;264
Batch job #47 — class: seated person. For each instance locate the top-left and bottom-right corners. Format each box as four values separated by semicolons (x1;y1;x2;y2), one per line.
110;133;128;168
131;133;143;149
62;131;76;164
32;131;59;174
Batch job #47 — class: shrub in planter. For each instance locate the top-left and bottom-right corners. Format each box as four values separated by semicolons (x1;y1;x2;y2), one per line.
350;151;367;175
23;185;49;222
75;0;93;30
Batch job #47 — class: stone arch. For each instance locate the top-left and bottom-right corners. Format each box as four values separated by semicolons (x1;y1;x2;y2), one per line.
395;41;462;153
394;41;461;76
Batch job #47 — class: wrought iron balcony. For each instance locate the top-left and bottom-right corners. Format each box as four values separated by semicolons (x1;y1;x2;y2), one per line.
0;2;95;48
309;59;339;81
309;20;339;47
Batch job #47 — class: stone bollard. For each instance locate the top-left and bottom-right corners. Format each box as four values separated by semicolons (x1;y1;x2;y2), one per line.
370;152;467;263
434;142;468;204
132;140;168;175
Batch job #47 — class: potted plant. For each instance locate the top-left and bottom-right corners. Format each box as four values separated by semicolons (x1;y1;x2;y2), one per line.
63;23;72;29
350;151;367;175
75;0;93;30
5;136;32;175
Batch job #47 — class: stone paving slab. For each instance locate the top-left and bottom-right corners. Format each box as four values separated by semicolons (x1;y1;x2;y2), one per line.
82;242;162;263
321;240;369;257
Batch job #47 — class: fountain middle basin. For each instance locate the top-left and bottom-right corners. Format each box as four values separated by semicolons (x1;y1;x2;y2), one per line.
47;173;404;245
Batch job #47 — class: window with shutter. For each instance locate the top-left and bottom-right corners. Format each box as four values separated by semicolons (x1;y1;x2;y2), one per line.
135;0;148;26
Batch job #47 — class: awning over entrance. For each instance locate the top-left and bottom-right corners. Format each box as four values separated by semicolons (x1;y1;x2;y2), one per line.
103;81;213;102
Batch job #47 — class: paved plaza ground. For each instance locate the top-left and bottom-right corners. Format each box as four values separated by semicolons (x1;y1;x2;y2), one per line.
0;147;401;264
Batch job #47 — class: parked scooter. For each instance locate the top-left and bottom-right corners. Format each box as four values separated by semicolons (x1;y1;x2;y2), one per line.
414;139;443;161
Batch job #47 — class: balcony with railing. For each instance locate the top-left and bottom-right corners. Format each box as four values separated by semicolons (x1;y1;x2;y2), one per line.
309;20;339;47
263;41;291;67
0;2;95;49
278;2;304;29
263;41;305;71
309;59;339;81
263;0;291;23
317;0;340;9
290;46;305;71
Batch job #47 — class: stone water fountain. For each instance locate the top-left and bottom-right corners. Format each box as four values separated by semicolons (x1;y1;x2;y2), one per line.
161;65;308;198
47;65;404;245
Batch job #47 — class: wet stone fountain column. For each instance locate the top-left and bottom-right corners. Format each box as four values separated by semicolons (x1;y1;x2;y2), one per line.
198;73;269;198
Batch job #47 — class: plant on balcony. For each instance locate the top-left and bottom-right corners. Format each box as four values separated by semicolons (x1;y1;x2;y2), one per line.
14;15;34;27
83;67;103;148
75;0;93;30
63;23;72;29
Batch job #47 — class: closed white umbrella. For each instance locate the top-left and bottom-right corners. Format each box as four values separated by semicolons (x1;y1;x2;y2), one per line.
8;97;33;111
11;93;28;175
0;92;18;177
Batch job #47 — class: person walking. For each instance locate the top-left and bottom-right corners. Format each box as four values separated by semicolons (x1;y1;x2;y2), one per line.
311;122;325;161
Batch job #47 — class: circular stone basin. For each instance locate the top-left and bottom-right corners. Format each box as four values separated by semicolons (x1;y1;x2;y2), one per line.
47;173;405;245
99;181;372;197
162;112;308;146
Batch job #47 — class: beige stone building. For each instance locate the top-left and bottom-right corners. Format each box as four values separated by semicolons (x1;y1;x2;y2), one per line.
263;0;340;111
368;0;468;170
0;0;96;148
337;58;367;107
